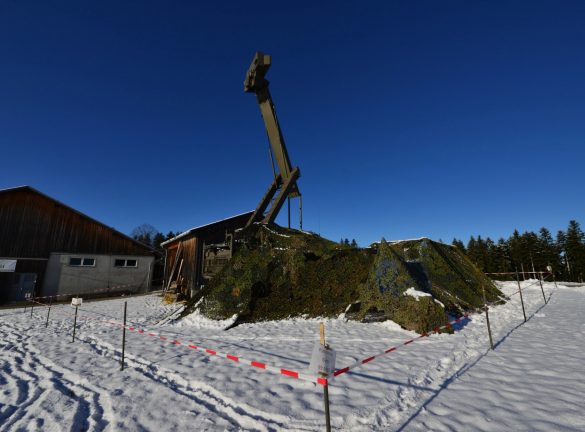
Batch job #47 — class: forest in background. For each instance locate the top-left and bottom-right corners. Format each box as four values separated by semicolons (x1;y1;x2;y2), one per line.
452;220;585;282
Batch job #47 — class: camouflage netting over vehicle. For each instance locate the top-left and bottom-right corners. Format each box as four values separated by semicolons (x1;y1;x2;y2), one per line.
186;224;503;333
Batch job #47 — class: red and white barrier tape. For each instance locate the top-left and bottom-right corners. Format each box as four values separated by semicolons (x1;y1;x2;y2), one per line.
330;313;471;381
30;300;327;386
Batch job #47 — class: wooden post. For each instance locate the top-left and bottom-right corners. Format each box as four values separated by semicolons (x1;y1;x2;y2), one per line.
121;301;127;371
538;272;547;304
45;297;52;328
320;322;332;432
299;195;303;230
482;285;494;350
72;304;79;342
515;272;527;323
552;270;558;289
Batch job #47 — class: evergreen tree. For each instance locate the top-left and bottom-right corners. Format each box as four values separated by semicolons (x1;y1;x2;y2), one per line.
452;238;466;254
350;239;358;248
566;220;585;281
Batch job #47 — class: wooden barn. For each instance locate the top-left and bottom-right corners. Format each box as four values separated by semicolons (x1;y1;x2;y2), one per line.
161;212;253;299
0;186;155;303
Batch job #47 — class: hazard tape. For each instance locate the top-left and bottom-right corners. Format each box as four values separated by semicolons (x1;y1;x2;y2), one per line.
29;278;555;387
107;321;327;386
30;299;327;386
330;313;471;381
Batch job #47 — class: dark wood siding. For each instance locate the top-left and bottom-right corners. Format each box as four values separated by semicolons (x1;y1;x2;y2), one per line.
0;187;152;258
163;212;252;296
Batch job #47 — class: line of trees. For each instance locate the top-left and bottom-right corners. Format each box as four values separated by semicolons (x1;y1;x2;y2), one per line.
452;220;585;282
130;224;176;252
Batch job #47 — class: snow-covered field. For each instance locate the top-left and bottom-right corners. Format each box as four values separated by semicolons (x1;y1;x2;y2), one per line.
1;280;583;431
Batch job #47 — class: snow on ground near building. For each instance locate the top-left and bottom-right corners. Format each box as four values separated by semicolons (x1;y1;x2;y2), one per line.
0;281;583;431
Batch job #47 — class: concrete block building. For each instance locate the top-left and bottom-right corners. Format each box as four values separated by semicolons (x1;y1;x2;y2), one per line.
0;186;155;303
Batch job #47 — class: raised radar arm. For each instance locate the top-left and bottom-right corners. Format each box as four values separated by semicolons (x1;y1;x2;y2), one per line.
245;52;301;227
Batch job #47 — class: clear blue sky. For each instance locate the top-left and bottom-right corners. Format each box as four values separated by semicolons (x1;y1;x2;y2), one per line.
1;1;583;246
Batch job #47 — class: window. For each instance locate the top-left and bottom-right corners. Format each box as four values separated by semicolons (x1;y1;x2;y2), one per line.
69;257;95;267
114;259;138;268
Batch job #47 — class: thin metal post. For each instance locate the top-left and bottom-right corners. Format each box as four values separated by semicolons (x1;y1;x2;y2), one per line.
482;285;494;350
45;297;52;327
552;270;558;289
30;297;34;318
320;322;331;432
121;301;127;370
516;272;527;322
287;196;291;229
72;305;79;342
538;272;547;304
299;195;303;230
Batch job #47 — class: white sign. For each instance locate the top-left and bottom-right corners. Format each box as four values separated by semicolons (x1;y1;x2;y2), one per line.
24;293;32;299
71;297;83;307
309;342;336;376
0;260;17;272
546;265;553;272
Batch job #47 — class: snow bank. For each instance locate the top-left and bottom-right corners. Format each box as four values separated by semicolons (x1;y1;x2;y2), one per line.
0;280;582;431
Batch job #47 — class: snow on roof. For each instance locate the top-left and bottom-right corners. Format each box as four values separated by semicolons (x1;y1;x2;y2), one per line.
160;211;254;246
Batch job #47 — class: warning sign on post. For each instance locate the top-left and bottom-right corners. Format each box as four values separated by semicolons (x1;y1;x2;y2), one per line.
309;342;336;376
71;297;83;307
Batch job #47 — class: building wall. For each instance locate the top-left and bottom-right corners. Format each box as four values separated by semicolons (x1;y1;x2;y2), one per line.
0;187;155;302
163;212;252;298
43;253;154;298
0;187;151;258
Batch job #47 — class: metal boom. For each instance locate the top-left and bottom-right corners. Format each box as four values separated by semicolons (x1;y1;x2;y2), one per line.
244;52;301;227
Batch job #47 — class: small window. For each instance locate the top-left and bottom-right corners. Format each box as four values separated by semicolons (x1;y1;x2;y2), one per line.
69;257;95;267
114;259;138;268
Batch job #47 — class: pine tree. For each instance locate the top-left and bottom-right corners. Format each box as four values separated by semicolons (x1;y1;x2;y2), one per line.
566;220;585;282
452;238;466;254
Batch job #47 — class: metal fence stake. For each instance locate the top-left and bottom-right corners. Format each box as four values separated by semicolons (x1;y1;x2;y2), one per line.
538;272;547;304
516;272;527;323
45;297;52;327
320;322;331;432
121;301;127;371
482;285;494;350
72;305;79;342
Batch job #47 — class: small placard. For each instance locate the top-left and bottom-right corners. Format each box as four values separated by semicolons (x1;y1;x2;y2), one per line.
0;259;17;272
546;265;553;272
24;292;32;299
71;297;83;307
309;342;336;376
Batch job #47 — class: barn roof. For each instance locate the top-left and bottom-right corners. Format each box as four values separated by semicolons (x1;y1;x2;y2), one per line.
161;211;254;247
0;185;155;254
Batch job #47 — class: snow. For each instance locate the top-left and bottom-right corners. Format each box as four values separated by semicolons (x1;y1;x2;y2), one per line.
404;287;433;301
1;281;584;431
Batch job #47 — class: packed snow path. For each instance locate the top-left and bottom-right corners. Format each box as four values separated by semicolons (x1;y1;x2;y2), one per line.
0;281;583;431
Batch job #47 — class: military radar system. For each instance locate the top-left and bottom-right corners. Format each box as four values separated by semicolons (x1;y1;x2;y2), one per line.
244;52;302;228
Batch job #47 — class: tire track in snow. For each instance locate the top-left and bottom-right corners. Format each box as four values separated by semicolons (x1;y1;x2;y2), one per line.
0;320;113;432
76;332;301;432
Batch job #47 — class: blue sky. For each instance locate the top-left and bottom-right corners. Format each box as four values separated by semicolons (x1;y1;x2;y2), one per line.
1;1;583;245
